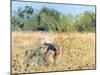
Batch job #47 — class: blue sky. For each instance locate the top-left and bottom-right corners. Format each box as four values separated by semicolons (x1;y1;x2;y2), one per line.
12;1;95;15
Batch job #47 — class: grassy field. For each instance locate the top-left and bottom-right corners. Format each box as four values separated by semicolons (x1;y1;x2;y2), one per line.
12;31;96;74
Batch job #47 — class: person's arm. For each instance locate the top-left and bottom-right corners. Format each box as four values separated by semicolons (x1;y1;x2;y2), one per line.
44;47;49;56
43;47;49;61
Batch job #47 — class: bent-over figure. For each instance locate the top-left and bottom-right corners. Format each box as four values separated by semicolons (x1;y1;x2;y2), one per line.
43;39;62;65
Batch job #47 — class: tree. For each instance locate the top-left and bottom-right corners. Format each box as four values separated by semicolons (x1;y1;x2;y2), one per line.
78;11;96;32
36;7;61;31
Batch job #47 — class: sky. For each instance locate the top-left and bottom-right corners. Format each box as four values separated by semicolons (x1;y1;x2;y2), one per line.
12;1;96;15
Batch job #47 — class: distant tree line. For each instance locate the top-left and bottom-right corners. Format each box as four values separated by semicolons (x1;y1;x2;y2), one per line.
12;6;96;32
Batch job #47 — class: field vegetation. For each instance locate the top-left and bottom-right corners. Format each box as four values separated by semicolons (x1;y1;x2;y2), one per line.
12;32;95;74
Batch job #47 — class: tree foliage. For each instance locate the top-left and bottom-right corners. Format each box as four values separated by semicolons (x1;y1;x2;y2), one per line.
12;6;96;32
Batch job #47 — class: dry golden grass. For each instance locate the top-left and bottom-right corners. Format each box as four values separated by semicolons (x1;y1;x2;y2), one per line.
12;31;96;74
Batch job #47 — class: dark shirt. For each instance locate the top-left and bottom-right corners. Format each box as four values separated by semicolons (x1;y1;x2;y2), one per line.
47;44;57;52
